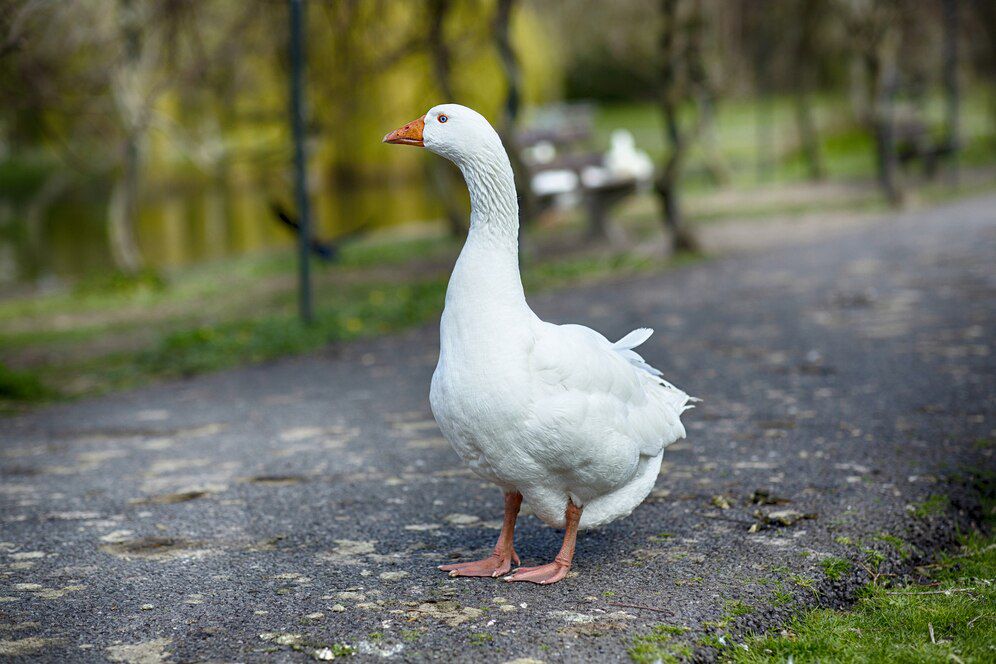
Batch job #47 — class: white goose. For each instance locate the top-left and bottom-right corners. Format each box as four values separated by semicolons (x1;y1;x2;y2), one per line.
384;104;695;585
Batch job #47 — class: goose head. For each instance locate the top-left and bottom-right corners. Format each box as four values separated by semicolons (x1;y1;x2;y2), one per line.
385;104;518;235
383;104;504;168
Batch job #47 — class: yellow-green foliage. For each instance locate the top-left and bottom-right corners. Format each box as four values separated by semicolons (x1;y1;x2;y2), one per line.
32;2;561;190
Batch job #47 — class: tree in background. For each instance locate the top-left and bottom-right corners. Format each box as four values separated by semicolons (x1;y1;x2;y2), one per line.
1;0;990;286
941;0;961;183
426;0;468;237
792;0;829;181
747;0;777;182
493;0;536;234
685;0;729;186
0;0;276;274
843;0;905;206
655;0;706;254
109;0;152;274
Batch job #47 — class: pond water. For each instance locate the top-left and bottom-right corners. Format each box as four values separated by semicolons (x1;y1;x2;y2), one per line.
0;173;443;288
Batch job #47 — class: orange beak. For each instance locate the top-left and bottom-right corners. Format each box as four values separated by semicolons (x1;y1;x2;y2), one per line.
383;115;425;147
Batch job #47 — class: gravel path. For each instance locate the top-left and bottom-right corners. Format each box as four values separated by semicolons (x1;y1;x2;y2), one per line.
1;195;993;662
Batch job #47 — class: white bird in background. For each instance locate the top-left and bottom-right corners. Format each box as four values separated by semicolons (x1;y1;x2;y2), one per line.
604;129;655;182
384;105;695;585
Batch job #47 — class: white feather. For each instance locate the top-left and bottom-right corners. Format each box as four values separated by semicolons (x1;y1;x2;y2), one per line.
423;104;695;530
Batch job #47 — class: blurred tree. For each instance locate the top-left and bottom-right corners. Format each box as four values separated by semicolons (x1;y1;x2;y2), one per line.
426;0;469;237
747;0;776;182
970;0;996;111
686;0;729;186
555;0;659;102
494;0;536;234
0;0;38;60
842;0;904;206
792;0;828;180
942;0;960;183
108;0;149;274
655;0;702;254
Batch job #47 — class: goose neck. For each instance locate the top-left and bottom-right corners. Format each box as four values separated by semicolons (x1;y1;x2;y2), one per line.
458;148;519;246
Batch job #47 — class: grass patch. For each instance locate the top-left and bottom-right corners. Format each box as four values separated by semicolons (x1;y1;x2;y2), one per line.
138;279;447;379
820;557;852;581
724;600;753;618
791;574;819;598
912;494;950;518
875;533;917;560
629;624;692;664
719;489;995;663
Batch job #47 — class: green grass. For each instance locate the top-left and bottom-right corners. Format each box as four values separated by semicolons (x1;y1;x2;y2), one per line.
400;630;422;643
718;490;996;663
912;494;950;518
137;279;448;379
724;600;753;618
875;533;918;560
629;624;692;664
628;488;994;663
820;557;852;582
792;574;819;598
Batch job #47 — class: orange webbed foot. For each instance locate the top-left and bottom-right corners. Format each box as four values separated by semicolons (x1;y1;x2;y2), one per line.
503;561;570;585
438;550;520;578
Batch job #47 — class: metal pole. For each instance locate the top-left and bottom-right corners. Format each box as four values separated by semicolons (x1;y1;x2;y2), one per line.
290;0;313;323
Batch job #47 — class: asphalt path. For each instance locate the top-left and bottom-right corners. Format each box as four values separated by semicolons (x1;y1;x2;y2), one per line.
1;195;993;662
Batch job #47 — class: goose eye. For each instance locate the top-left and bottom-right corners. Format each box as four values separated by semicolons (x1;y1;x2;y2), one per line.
438;114;448;123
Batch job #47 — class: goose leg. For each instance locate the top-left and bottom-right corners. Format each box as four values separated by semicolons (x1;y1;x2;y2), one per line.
439;491;522;578
505;500;581;585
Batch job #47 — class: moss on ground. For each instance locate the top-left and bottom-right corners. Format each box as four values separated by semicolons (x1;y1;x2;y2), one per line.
720;491;995;663
628;624;692;664
820;556;851;581
628;484;993;663
912;494;950;518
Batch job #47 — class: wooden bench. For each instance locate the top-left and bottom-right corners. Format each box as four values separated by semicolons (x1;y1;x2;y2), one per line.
516;105;650;240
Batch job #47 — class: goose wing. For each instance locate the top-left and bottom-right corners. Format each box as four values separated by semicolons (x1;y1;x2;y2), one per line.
527;323;692;459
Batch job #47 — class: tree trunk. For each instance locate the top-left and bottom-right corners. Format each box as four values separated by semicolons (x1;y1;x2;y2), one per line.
751;0;774;182
427;0;467;237
793;0;825;181
109;0;145;274
866;36;903;207
109;147;143;274
656;0;700;255
686;0;728;186
493;0;535;239
655;165;699;253
794;91;824;181
967;0;996;127
942;0;960;184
